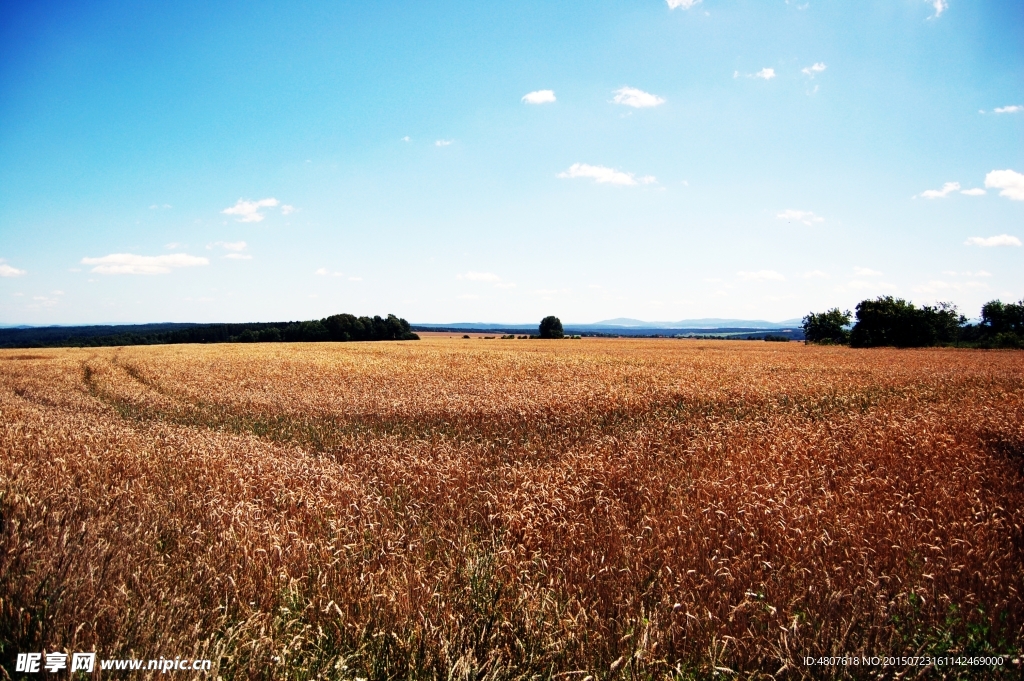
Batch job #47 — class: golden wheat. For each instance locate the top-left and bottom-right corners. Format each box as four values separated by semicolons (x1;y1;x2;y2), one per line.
1;339;1022;678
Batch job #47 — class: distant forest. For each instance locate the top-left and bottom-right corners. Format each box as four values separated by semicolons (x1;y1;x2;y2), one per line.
0;314;419;349
803;297;1024;348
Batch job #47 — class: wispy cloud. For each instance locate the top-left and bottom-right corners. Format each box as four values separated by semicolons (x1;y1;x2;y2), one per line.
927;0;948;19
81;253;209;275
315;267;343;277
994;105;1022;114
281;204;295;215
209;241;249;258
941;270;991;277
558;163;655;186
737;270;785;281
522;89;556;104
666;0;701;8
222;198;280;223
964;234;1022;247
918;181;960;199
801;62;826;76
30;294;60;308
458;271;501;282
853;267;883;277
984;169;1024;200
960;188;986;196
846;280;897;292
913;279;987;294
776;209;823;226
210;241;247;251
435;139;453;147
612;87;665;108
754;68;776;80
0;259;27;277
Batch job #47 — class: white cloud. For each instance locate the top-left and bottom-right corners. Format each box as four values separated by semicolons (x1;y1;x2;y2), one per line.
984;169;1024;200
533;288;571;298
801;62;826;76
81;253;209;275
402;136;411;142
666;0;701;8
224;253;252;260
754;68;776;80
149;203;172;210
0;259;26;278
737;270;785;281
854;267;883;277
435;139;453;147
281;204;295;215
919;181;960;199
776;209;823;226
458;271;501;282
960;188;986;196
222;197;280;223
210;240;247;251
0;261;27;277
522;89;556;104
164;242;183;250
315;267;344;277
928;0;948;19
913;279;987;294
994;105;1022;114
847;280;897;292
964;234;1022;247
612;87;665;108
557;163;655;186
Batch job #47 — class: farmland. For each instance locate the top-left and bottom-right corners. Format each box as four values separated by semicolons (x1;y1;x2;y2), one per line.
1;339;1022;678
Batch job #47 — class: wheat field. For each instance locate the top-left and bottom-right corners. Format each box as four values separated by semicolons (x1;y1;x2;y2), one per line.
1;339;1022;679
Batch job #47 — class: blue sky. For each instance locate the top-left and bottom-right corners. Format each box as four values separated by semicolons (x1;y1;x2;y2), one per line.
1;0;1021;325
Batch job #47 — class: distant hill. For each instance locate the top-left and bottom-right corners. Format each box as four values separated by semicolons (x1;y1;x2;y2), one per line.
412;321;805;340
592;317;803;329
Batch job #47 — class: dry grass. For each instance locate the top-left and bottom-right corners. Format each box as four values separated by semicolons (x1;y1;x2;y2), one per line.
1;338;1022;679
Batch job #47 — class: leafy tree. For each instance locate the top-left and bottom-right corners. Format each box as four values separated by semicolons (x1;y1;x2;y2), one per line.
802;308;852;344
539;316;564;339
981;300;1024;335
849;296;964;348
975;300;1024;348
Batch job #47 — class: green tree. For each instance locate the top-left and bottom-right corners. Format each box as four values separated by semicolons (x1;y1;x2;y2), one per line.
849;296;964;348
802;308;852;344
539;316;564;339
978;300;1024;348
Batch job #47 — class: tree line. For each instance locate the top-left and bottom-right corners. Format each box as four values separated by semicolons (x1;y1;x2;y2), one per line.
803;297;1024;348
23;314;419;348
